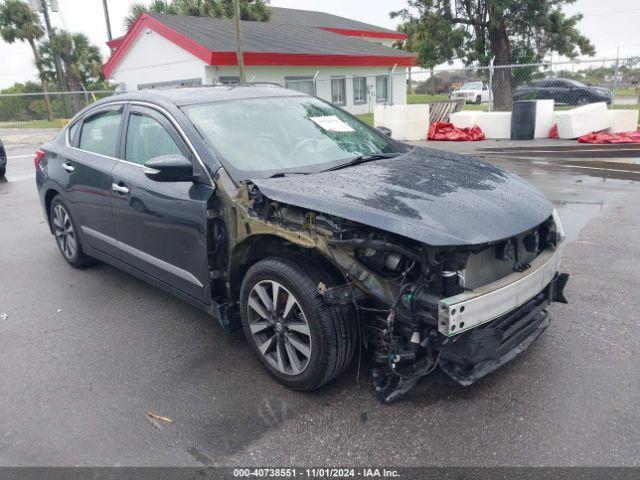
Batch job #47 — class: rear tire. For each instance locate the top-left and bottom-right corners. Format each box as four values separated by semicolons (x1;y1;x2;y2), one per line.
0;165;5;177
50;196;95;268
240;256;356;391
475;95;482;104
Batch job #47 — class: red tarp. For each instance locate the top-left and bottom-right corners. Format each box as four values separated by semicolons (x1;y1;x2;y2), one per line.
577;130;640;144
548;124;559;138
428;122;485;141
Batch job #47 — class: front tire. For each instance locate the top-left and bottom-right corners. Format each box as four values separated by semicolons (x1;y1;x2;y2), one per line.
50;196;95;268
0;165;5;177
475;95;482;104
240;257;356;391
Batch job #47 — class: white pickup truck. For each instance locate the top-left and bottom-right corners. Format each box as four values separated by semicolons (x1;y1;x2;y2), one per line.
450;81;490;104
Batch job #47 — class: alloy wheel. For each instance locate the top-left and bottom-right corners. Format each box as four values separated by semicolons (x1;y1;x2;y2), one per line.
52;204;77;260
247;280;312;376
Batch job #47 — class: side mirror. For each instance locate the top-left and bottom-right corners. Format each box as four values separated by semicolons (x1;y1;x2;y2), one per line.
376;126;392;137
144;154;195;182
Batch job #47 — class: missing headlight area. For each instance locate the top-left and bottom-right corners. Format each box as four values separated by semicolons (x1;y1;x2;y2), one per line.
243;191;568;402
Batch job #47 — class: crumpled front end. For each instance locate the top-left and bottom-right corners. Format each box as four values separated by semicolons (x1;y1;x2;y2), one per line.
236;180;568;402
318;209;569;402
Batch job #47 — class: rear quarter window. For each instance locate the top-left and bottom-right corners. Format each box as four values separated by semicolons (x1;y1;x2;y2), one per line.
67;121;81;147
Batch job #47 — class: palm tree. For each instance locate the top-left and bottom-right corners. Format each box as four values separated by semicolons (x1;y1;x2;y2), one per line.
124;0;270;29
124;0;177;30
205;0;270;21
38;31;103;112
0;0;53;120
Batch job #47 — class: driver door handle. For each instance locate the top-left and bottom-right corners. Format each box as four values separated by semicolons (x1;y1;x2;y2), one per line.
112;183;130;195
62;162;74;173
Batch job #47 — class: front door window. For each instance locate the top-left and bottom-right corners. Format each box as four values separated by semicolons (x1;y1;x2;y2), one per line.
125;113;182;165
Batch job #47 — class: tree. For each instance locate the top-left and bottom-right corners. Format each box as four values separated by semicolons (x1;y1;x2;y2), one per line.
392;0;595;109
0;81;74;121
395;15;463;95
38;31;103;112
124;0;270;29
0;0;53;120
124;0;177;29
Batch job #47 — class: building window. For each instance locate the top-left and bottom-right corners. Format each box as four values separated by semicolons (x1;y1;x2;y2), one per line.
219;76;240;85
353;77;367;104
331;77;346;106
285;77;315;95
376;76;389;103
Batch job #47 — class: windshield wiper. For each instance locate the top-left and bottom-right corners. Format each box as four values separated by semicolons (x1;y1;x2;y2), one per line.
324;152;400;172
267;172;312;178
266;153;401;178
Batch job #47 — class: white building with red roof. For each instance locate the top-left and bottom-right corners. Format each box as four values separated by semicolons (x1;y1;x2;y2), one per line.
103;7;416;114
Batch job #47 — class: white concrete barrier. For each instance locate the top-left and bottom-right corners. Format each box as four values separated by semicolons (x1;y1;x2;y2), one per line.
555;102;609;139
475;112;512;138
374;104;430;141
607;109;639;133
405;104;429;141
374;105;387;126
533;100;555;138
450;111;480;129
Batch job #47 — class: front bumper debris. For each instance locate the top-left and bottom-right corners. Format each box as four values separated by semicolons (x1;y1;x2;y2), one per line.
438;246;563;336
440;272;568;386
374;271;569;401
440;285;553;386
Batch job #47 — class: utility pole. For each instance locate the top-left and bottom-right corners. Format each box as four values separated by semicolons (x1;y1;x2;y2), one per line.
39;0;71;116
233;0;246;83
102;0;112;41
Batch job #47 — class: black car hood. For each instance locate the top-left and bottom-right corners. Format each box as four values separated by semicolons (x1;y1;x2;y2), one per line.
251;147;553;246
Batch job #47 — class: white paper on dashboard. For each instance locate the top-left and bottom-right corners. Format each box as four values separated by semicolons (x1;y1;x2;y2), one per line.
309;115;354;132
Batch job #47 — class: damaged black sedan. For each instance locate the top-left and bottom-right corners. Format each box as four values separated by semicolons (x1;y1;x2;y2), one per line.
35;85;568;402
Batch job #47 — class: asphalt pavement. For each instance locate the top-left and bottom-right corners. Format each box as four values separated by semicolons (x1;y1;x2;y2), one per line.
1;129;640;466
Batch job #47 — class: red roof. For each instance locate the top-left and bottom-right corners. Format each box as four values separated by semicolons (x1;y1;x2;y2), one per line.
103;13;414;78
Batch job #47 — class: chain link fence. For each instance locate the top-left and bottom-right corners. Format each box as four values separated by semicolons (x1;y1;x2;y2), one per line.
0;89;115;126
415;56;640;112
0;56;638;126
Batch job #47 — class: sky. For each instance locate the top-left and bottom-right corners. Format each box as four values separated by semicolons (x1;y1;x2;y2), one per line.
1;0;640;88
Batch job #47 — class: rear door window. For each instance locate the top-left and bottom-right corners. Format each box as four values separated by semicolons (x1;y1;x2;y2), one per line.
79;110;122;157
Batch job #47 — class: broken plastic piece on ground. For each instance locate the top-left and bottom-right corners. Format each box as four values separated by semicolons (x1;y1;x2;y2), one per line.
428;121;485;141
548;124;559;138
578;130;640;144
146;415;162;430
147;410;173;423
0;313;7;321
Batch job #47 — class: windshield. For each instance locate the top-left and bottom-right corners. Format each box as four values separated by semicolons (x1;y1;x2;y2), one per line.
184;96;397;177
460;82;483;90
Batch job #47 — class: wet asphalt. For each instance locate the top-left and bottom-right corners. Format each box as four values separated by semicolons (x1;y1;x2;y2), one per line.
1;129;639;466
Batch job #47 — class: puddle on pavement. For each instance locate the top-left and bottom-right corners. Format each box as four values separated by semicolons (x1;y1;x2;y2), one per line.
482;154;640;242
553;200;605;242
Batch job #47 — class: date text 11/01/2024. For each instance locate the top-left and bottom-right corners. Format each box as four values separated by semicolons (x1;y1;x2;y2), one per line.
232;468;400;477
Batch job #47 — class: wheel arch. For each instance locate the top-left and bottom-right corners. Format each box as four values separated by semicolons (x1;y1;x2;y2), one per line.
227;233;343;302
43;187;62;233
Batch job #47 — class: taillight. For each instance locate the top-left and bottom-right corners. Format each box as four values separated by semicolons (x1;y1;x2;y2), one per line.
34;149;45;169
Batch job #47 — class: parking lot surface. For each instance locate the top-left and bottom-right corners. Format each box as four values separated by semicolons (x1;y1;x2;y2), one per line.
1;128;639;466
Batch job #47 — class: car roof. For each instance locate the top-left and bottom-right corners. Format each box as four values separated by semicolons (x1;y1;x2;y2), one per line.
95;84;307;109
